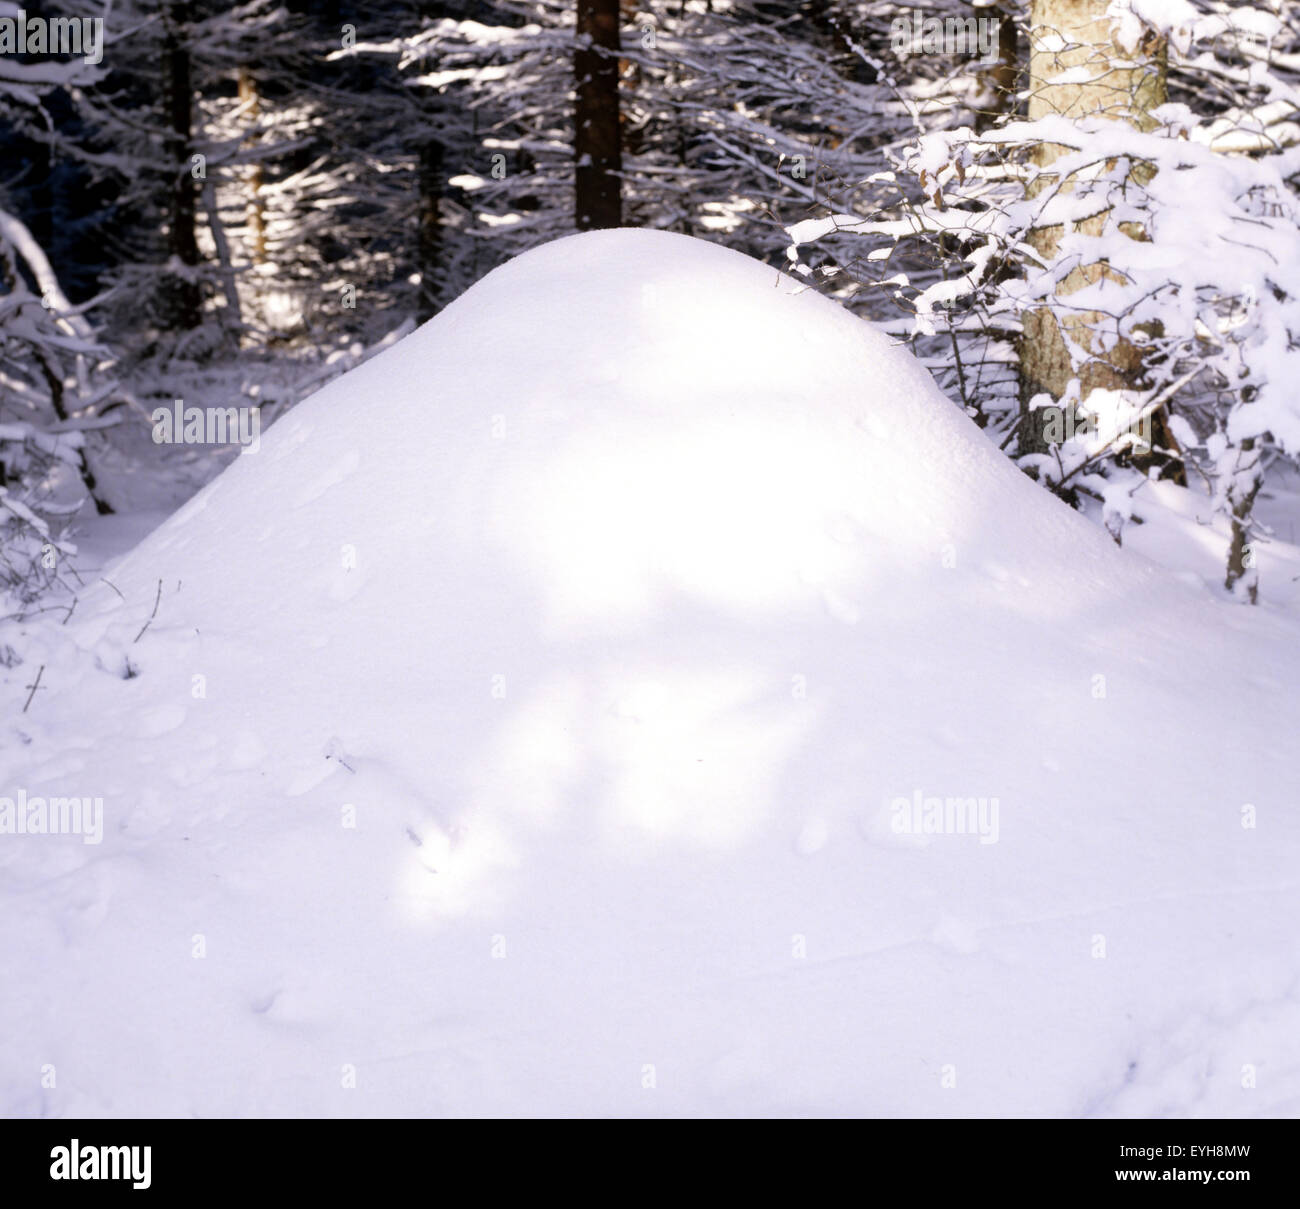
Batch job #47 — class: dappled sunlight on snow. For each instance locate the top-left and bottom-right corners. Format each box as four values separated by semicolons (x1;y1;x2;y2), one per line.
464;660;817;850
496;414;880;631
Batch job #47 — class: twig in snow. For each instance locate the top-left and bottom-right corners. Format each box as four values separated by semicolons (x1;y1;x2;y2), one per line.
133;578;163;644
23;664;44;713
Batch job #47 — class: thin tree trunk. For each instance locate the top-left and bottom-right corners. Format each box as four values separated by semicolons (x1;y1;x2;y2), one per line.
163;1;201;331
1224;437;1261;602
201;177;243;339
237;68;267;265
416;135;445;323
575;0;622;231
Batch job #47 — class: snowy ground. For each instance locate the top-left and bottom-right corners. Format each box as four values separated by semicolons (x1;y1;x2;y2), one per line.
2;229;1298;1117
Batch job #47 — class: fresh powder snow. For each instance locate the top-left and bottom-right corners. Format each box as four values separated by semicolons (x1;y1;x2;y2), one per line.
2;229;1298;1117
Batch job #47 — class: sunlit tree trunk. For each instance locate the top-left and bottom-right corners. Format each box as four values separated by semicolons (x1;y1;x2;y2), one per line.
1019;0;1168;459
1224;437;1261;602
237;68;267;265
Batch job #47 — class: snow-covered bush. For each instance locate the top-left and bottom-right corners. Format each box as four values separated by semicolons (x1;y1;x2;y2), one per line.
788;0;1300;601
0;20;114;613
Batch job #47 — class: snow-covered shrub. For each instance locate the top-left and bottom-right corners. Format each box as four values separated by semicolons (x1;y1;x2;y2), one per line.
0;4;120;613
0;209;105;610
788;0;1300;601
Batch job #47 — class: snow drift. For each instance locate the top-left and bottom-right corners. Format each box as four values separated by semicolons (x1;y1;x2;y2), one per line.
3;229;1298;1117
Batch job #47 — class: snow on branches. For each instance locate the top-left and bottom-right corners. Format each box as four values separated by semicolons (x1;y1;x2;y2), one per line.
789;1;1300;600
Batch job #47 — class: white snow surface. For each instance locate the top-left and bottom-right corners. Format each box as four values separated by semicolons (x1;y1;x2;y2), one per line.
3;229;1299;1117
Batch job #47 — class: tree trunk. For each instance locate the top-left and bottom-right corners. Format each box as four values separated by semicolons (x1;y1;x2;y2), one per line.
975;2;1020;133
574;0;622;231
416;135;445;323
163;2;202;331
1019;0;1167;457
201;177;243;339
238;68;267;265
1224;437;1261;602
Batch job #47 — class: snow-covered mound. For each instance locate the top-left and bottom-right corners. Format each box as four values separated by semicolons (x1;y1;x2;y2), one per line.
3;229;1298;1117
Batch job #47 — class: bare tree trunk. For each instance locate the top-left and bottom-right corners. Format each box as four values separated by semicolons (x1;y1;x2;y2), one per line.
163;1;202;331
803;0;867;79
201;177;243;339
416;135;445;323
975;2;1020;132
1224;437;1261;602
575;0;622;231
237;68;267;266
1019;0;1166;453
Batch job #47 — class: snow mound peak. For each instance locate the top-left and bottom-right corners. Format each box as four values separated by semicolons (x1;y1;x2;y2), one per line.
92;228;1124;639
